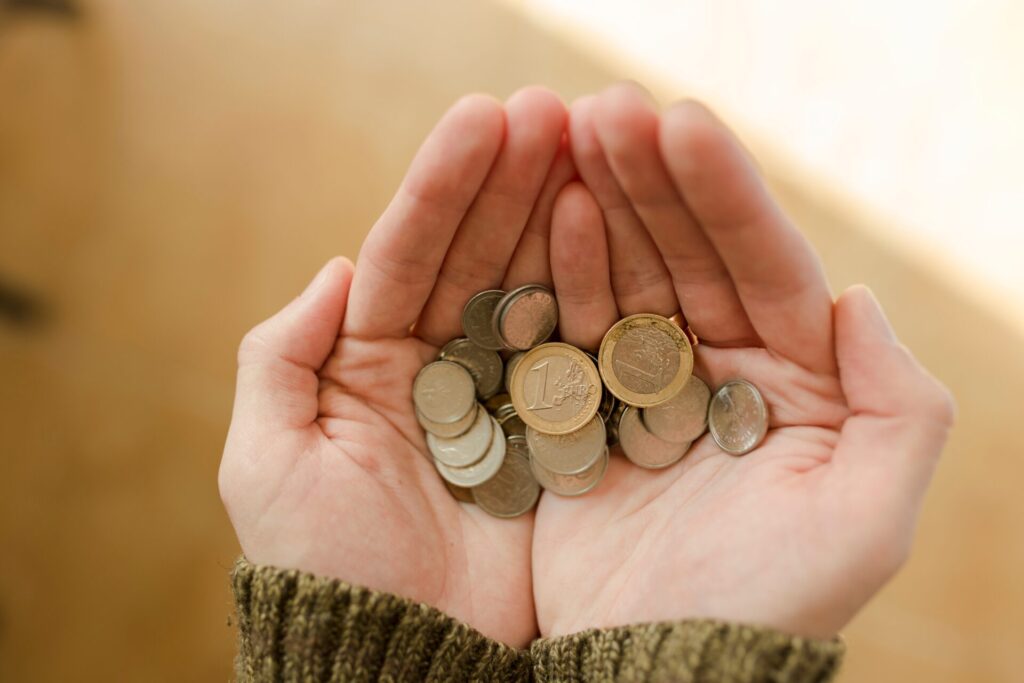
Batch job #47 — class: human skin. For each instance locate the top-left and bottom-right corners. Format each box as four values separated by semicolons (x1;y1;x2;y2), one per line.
219;84;954;647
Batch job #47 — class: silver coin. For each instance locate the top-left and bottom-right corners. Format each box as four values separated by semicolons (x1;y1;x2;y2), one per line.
462;290;507;351
440;338;504;400
618;406;691;469
708;379;769;455
504;351;526;393
426;405;493;467
413;361;476;425
530;446;608;497
526;416;606;475
641;375;711;444
471;447;540;518
434;417;506;487
493;285;558;351
416;404;478;438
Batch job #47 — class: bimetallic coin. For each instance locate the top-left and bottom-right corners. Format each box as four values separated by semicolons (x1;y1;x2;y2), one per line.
471;447;540;518
497;412;527;439
618;406;691;469
462;290;507;351
441;338;504;399
434;417;506;487
598;314;694;407
708;379;769;455
416;404;477;438
444;480;476;504
526;416;606;475
508;342;601;436
413;361;476;425
504;352;525;393
493;285;558;351
641;375;711;444
426;405;493;467
530;446;608;497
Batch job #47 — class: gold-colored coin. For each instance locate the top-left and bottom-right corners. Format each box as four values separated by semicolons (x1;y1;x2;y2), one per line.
471;445;540;518
508;342;601;436
598;313;693;407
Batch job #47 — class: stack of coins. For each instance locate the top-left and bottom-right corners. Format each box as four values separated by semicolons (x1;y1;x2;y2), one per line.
412;284;770;519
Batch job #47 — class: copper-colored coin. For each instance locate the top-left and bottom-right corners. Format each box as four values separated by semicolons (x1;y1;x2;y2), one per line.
526;415;606;475
641;375;711;444
598;314;693;407
708;379;769;455
443;480;476;504
529;446;608;497
493;285;558;351
434;417;506;487
508;342;601;436
440;338;504;399
413;361;476;424
471;446;540;518
618;406;691;469
426;405;493;467
462;290;506;351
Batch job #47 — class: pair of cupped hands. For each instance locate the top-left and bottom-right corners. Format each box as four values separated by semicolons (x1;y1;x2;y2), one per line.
219;84;954;648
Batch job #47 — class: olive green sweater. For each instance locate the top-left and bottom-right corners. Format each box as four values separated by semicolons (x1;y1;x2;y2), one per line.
231;558;844;682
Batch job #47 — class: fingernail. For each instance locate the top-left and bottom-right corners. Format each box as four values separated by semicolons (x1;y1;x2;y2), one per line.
302;260;333;297
857;285;897;343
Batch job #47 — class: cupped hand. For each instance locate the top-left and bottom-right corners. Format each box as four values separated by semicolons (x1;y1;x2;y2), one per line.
218;87;573;648
533;84;955;640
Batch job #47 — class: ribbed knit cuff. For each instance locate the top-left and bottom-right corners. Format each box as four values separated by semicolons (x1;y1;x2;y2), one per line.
530;620;844;683
231;558;531;683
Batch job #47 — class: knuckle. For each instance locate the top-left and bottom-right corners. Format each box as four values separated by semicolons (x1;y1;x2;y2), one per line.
237;325;269;367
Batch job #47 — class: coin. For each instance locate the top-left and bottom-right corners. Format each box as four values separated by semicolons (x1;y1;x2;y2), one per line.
462;289;506;351
708;379;769;455
426;405;493;467
530;446;608;497
606;399;627;446
434;417;506;487
416;404;478;438
526;415;606;475
508;342;601;436
443;479;476;504
484;392;512;413
504;351;525;393
497;412;527;439
598;314;694;407
641;375;711;444
413;361;476;425
471;447;540;518
441;338;504;399
598;390;618;424
493;285;558;351
618;406;691;469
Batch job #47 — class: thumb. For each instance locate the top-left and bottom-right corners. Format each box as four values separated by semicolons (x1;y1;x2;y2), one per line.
232;256;355;433
832;285;955;507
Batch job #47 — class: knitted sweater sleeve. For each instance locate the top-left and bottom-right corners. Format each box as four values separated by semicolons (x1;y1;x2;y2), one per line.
230;558;844;683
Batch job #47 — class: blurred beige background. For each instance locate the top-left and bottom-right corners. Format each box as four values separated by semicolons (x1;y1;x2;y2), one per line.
1;0;1021;680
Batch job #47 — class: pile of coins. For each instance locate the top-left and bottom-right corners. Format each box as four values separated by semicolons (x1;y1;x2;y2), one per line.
412;284;769;518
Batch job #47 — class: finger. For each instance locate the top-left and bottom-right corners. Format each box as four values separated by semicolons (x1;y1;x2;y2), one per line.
550;182;619;350
569;95;678;317
832;285;955;505
502;142;575;289
592;83;758;347
234;257;355;432
415;86;568;345
660;100;836;373
344;94;505;339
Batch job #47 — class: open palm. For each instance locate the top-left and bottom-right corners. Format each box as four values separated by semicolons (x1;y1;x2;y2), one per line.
533;86;954;640
219;88;572;647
